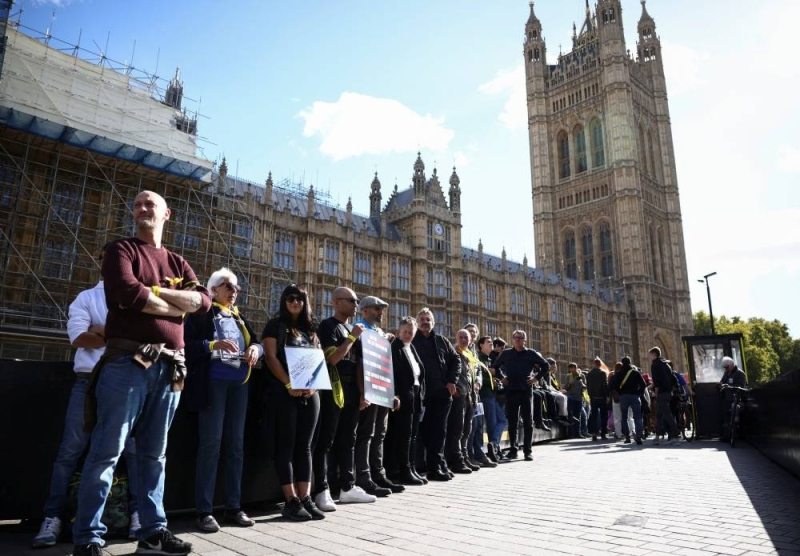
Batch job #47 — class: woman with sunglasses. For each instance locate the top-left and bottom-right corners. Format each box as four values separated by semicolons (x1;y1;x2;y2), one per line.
262;284;323;521
184;268;262;533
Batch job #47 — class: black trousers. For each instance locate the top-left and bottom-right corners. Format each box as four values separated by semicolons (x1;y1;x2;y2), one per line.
387;386;421;475
321;379;361;493
445;394;466;465
531;390;545;424
420;396;452;472
506;390;533;454
459;396;474;460
273;391;321;485
540;390;557;420
589;397;608;435
355;403;390;484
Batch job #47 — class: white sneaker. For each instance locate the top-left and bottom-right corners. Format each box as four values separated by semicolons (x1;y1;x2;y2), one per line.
128;511;141;540
314;489;337;512
338;485;377;504
32;516;61;548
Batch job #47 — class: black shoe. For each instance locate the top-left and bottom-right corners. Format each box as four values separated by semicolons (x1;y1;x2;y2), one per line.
486;444;498;463
592;435;597;441
426;471;451;481
282;497;312;521
375;476;405;493
300;496;326;520
534;422;551;431
410;467;428;484
399;469;424;486
223;510;255;527
451;463;473;474
635;438;643;445
601;434;608;440
136;528;192;555
74;544;104;556
464;458;481;471
570;415;580;423
624;437;632;444
524;453;533;461
506;449;518;460
359;480;392;497
558;417;572;426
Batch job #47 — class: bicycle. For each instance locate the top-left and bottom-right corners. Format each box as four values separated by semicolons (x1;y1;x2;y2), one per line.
674;394;696;442
722;386;750;448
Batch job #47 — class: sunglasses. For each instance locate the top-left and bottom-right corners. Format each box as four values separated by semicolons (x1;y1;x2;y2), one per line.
286;295;304;304
221;282;241;293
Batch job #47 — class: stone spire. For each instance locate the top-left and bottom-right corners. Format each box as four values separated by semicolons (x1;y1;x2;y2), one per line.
346;196;353;226
265;172;273;207
448;166;461;213
413;152;426;199
307;184;315;219
218;156;228;190
369;172;382;219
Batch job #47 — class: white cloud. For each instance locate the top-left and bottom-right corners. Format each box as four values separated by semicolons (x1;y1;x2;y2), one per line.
454;151;469;168
478;66;526;130
298;92;454;161
778;146;800;173
32;0;70;6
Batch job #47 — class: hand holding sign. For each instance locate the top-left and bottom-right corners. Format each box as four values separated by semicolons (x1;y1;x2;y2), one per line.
360;329;395;408
285;347;331;390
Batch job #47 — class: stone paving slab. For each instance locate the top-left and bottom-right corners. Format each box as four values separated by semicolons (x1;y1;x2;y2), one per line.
2;439;799;555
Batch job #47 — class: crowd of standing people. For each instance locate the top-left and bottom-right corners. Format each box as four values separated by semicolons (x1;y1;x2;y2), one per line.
32;191;704;556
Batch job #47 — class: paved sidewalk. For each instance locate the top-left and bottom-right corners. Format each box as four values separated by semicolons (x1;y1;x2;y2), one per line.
2;439;799;555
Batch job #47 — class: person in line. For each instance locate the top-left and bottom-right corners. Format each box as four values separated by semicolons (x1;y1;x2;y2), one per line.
262;285;323;521
542;358;574;426
614;358;646;445
610;358;637;440
184;268;262;532
412;308;460;481
389;317;428;485
312;287;375;511
354;296;402;497
491;330;549;461
586;356;610;441
72;191;211;556
649;347;680;446
564;363;588;439
451;329;478;473
34;245;141;549
488;338;508;457
474;336;501;465
718;356;747;441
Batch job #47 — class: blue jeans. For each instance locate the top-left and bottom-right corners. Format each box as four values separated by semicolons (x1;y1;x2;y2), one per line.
619;394;643;439
73;355;180;546
470;414;484;457
196;379;249;514
568;397;587;436
43;376;139;518
483;397;507;445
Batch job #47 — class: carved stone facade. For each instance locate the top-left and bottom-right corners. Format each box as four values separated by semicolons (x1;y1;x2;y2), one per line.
523;0;692;366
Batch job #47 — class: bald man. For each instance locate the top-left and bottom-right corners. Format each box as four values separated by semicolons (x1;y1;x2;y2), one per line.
71;191;211;556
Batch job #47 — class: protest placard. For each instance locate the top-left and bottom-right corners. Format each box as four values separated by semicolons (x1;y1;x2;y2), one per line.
360;329;394;408
285;347;331;390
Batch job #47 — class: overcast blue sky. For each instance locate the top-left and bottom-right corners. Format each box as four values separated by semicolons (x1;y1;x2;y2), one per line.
18;0;800;336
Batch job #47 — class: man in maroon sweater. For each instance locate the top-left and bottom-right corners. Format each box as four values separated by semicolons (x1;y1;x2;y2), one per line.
72;191;211;556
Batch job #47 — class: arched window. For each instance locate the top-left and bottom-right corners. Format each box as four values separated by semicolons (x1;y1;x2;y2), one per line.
558;131;571;178
563;230;577;279
599;223;614;278
574;125;587;173
638;124;648;175
648;129;658;179
582;227;595;281
590;119;605;168
650;226;661;284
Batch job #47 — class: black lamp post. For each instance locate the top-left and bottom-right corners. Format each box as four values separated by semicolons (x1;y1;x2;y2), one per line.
697;271;717;335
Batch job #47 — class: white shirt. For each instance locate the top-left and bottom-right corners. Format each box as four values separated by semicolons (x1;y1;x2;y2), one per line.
403;344;421;386
67;281;107;374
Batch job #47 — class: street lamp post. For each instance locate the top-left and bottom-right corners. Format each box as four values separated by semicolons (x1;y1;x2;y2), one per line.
698;271;717;335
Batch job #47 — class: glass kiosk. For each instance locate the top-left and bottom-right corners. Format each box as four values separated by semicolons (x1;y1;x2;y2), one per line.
682;333;748;439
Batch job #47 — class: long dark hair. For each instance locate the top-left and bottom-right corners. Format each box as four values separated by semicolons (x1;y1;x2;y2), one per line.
278;284;315;335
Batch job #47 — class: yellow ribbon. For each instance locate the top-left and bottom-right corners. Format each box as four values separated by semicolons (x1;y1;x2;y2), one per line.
323;346;344;408
458;348;494;389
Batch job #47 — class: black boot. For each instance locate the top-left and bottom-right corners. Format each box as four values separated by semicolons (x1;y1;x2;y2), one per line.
398;468;424;486
486;443;498;463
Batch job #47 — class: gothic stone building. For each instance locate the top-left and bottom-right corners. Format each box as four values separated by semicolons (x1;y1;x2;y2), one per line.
0;1;691;375
524;0;693;366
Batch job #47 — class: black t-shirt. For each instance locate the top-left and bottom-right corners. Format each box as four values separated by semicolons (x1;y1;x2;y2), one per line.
317;317;357;377
262;317;315;390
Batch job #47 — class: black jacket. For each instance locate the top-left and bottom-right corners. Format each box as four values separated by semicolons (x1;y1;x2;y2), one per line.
391;338;426;401
183;305;260;412
412;330;460;402
586;366;609;399
614;364;646;395
491;347;550;392
651;357;676;392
